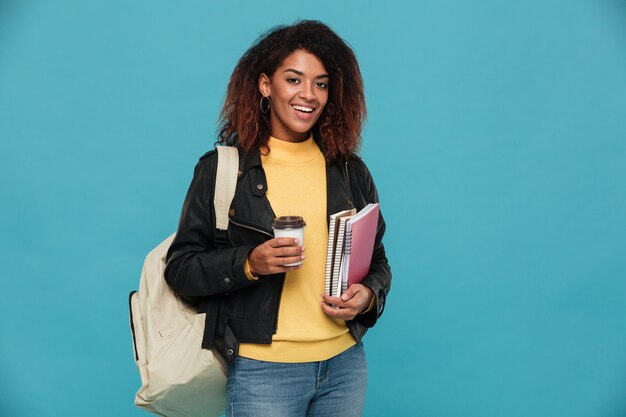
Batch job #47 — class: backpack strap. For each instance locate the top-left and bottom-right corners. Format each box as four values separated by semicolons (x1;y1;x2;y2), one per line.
202;146;239;350
213;146;239;248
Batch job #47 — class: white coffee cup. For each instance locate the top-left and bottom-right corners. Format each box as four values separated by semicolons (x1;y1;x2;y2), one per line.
272;216;306;266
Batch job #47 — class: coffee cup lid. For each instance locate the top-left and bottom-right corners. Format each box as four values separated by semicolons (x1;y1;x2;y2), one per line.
273;216;306;229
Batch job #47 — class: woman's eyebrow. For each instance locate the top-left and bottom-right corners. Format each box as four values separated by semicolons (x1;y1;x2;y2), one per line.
284;68;329;79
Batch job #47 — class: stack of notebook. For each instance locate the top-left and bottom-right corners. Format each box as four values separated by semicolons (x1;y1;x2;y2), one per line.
324;203;380;297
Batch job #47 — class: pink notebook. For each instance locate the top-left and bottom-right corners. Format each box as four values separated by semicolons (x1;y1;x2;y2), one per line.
341;203;380;291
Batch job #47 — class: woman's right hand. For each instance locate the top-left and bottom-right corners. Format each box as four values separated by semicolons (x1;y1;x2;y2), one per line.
247;238;305;276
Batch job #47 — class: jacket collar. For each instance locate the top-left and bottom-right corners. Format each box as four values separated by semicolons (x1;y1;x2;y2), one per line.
236;145;355;224
239;147;262;172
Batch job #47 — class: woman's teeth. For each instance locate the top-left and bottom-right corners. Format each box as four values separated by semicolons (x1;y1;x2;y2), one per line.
292;105;314;113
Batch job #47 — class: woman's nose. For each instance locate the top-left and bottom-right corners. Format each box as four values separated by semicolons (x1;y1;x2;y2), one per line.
299;82;315;100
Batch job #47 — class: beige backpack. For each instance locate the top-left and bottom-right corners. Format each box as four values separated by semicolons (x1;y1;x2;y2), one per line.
129;146;239;417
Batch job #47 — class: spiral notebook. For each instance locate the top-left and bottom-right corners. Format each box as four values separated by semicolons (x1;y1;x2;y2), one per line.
325;203;379;296
340;203;379;293
324;209;356;296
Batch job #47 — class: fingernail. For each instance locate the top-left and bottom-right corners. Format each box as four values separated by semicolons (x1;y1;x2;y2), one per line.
294;238;300;244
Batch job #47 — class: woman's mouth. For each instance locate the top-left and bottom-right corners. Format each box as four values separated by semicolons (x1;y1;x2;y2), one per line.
291;104;315;114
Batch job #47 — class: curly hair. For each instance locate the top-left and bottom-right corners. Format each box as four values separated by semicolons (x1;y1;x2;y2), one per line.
217;20;366;161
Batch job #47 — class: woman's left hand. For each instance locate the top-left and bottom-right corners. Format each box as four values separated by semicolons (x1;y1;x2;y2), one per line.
320;284;374;321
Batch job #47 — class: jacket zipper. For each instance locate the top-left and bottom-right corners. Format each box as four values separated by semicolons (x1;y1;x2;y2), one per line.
270;279;285;336
229;218;284;336
228;218;274;238
344;161;355;204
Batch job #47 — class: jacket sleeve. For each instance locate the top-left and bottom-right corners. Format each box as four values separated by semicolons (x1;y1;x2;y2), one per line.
350;158;392;328
164;155;259;297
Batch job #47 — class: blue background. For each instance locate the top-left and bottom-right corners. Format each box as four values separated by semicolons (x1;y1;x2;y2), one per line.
1;1;625;416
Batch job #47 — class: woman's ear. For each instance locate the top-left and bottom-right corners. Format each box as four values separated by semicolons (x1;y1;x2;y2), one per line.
258;73;271;97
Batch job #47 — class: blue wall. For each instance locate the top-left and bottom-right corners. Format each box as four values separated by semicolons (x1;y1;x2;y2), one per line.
1;1;625;416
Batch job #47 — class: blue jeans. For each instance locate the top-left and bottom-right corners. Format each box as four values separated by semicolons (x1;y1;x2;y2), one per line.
226;342;367;417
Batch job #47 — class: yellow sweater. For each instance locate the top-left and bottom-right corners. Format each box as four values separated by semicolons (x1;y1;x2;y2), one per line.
238;136;356;362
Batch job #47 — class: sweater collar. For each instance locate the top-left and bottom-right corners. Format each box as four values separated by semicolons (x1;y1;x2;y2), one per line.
263;134;320;163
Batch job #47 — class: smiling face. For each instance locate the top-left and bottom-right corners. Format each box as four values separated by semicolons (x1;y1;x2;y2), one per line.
258;49;329;142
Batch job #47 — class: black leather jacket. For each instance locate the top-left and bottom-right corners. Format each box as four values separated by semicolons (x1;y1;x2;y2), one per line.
165;147;391;362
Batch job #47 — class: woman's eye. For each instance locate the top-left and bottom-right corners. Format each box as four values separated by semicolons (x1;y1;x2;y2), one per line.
287;78;300;84
316;82;328;89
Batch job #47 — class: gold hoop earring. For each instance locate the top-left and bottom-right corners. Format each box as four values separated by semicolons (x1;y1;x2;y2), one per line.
260;96;271;114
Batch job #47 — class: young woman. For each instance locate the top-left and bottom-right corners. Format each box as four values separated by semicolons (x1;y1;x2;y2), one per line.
165;20;391;417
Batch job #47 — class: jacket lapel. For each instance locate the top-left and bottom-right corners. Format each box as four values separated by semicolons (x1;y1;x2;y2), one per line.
325;160;355;223
231;148;355;233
